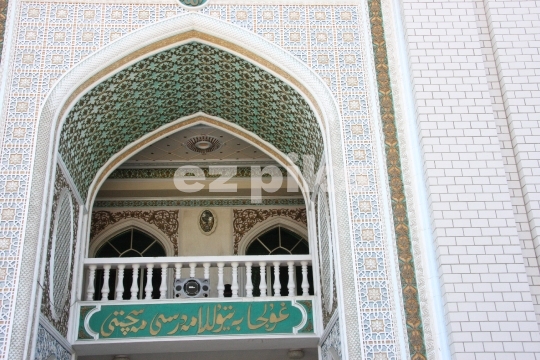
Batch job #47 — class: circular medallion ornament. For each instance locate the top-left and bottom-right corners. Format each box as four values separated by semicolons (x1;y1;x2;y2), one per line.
199;209;217;235
185;135;221;154
178;0;208;10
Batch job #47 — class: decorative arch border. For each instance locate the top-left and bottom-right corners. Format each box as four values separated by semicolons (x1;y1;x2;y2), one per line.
16;11;356;359
88;218;175;258
236;216;309;256
232;208;307;255
85;113;311;209
90;210;179;255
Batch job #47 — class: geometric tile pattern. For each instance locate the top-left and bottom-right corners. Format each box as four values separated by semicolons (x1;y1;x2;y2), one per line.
0;3;421;359
59;42;323;198
34;323;71;360
40;166;79;337
368;0;426;358
321;316;342;360
94;198;305;208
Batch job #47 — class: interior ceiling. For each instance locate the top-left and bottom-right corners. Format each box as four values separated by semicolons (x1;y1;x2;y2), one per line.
123;124;273;167
58;42;323;198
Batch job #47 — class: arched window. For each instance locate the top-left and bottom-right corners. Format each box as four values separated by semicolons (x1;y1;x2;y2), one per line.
246;226;313;296
93;229;166;300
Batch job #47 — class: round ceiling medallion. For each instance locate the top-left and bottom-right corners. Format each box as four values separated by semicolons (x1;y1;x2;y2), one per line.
185;135;221;154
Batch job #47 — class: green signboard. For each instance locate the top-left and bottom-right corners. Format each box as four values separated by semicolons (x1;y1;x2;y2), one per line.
78;299;313;340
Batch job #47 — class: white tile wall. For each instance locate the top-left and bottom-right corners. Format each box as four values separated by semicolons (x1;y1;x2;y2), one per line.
400;0;540;358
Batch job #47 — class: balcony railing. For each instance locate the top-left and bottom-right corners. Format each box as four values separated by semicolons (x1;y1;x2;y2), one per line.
83;255;312;301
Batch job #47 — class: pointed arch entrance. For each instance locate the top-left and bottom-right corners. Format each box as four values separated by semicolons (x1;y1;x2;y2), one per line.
17;12;360;360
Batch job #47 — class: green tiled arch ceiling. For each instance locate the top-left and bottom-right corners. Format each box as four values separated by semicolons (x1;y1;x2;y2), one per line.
59;42;323;197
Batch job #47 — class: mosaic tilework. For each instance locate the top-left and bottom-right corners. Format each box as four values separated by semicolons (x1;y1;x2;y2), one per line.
0;0;6;61
94;198;305;208
321;316;342;360
41;166;79;336
59;42;323;197
0;3;425;359
34;323;71;360
108;167;287;179
368;0;426;358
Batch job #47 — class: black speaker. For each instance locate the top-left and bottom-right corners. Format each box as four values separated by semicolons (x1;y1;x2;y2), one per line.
174;278;210;298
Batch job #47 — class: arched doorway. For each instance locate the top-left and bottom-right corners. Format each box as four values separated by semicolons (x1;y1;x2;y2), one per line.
245;226;313;297
93;228;166;300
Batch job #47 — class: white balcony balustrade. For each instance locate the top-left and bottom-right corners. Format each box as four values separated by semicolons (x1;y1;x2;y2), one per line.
83;255;312;301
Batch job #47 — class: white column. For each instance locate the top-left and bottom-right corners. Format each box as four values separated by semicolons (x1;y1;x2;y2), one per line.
217;262;225;298
301;261;309;296
160;263;168;299
189;263;196;278
287;261;295;296
101;264;111;301
231;262;239;298
174;263;182;280
259;262;267;297
130;264;140;300
245;262;253;298
86;265;97;301
145;264;154;300
203;263;210;280
273;262;281;297
115;264;125;300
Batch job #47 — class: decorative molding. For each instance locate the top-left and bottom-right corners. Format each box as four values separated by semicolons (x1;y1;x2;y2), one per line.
93;198;305;208
108;167;287;179
369;0;427;358
0;0;6;62
35;323;71;360
41;165;79;337
90;210;180;255
232;208;307;254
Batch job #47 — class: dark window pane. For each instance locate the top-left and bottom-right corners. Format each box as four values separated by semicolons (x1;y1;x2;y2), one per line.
291;240;309;255
122;249;141;257
143;242;167;257
257;228;280;252
132;230;154;252
246;239;269;255
270;247;290;255
96;243;119;258
108;230;132;254
279;228;301;250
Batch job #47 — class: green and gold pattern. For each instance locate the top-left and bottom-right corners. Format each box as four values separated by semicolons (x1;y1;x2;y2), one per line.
369;0;427;359
108;167;287;179
93;198;305;208
59;42;323;198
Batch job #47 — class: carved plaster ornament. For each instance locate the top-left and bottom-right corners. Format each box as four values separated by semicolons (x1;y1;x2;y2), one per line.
199;209;217;235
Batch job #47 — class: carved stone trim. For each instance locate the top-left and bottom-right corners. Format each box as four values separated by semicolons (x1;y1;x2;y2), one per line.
232;208;307;254
41;165;79;337
90;210;180;255
369;0;427;358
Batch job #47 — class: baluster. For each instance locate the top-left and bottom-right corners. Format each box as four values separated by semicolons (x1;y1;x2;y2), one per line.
189;263;196;278
245;262;253;298
160;263;168;299
301;261;309;296
203;263;210;280
116;265;125;300
101;265;111;301
259;262;267;297
131;264;140;300
231;262;239;298
86;265;97;301
273;262;281;297
217;262;225;298
145;264;154;300
287;261;295;296
174;263;182;280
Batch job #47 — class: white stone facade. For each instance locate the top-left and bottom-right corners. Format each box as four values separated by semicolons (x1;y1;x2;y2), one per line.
0;0;538;359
